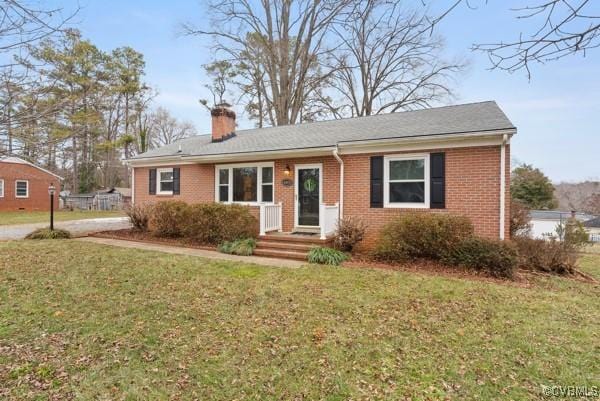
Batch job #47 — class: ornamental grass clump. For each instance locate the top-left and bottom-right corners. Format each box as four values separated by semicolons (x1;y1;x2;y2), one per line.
218;238;257;256
307;247;348;266
25;228;71;240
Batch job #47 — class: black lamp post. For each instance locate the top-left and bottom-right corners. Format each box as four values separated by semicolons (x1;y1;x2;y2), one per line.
48;183;56;231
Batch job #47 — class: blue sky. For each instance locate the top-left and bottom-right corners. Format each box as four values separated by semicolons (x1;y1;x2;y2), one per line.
68;0;598;183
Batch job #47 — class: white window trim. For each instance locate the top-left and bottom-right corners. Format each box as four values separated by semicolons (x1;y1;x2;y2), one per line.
214;161;275;205
15;180;29;199
156;168;174;195
383;154;430;209
0;179;4;198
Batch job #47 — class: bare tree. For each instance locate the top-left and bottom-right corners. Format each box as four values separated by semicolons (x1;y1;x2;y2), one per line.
182;0;353;126
472;0;600;78
149;107;196;148
0;1;78;68
325;0;465;117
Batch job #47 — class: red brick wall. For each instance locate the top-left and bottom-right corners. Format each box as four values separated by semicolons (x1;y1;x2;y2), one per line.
134;164;215;204
342;145;511;250
0;162;60;211
133;145;510;250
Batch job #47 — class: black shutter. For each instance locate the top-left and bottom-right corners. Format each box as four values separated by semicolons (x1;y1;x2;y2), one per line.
430;152;445;209
173;168;180;195
149;168;156;195
370;156;384;208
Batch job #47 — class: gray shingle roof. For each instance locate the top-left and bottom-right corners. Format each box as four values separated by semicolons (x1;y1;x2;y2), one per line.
132;101;514;160
584;217;600;228
529;210;596;222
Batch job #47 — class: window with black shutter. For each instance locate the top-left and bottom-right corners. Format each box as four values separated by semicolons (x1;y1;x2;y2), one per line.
149;169;157;195
370;156;384;208
430;152;445;209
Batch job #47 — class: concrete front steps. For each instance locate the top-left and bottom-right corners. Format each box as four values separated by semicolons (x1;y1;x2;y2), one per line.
254;232;334;261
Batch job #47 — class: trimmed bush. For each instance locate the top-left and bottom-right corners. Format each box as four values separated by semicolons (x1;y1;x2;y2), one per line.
182;203;257;245
125;203;153;232
150;201;188;237
218;238;256;256
444;237;518;278
373;213;474;262
307;247;348;266
514;237;577;275
334;217;366;252
25;228;71;240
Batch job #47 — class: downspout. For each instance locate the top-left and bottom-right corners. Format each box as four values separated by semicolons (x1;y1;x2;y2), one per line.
499;134;508;240
333;146;344;219
131;166;135;205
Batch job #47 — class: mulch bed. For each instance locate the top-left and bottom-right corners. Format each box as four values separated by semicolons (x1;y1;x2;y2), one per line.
344;255;536;287
91;229;596;286
91;229;217;251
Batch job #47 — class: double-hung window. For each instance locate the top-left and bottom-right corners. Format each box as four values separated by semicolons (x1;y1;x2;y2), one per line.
157;168;174;195
15;180;29;198
216;162;274;204
0;179;4;198
384;154;429;208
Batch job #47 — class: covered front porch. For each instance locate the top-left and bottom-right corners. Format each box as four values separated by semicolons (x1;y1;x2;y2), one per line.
258;201;340;240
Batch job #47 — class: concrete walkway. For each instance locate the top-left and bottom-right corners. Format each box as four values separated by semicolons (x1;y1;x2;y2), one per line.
0;217;131;240
76;237;306;268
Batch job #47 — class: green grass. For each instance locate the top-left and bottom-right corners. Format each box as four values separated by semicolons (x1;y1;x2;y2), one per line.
0;241;599;400
0;210;125;225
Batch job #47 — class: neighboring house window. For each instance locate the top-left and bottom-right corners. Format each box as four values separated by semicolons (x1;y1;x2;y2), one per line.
383;154;429;208
15;180;29;198
216;162;274;204
0;179;4;198
157;168;174;195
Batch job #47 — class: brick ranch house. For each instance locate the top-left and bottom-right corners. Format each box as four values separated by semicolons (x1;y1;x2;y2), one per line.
128;101;514;252
0;156;62;212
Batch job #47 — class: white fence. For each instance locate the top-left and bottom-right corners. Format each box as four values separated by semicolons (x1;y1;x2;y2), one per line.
259;202;283;236
319;202;340;240
590;233;600;243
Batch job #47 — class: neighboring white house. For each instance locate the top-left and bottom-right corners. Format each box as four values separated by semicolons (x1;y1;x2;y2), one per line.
583;217;600;242
529;210;596;240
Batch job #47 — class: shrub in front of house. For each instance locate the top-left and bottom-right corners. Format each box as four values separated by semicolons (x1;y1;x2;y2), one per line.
373;213;474;262
514;237;578;275
25;228;72;240
443;237;518;278
218;238;256;256
183;203;257;245
126;202;153;232
307;247;348;266
150;200;188;237
334;217;367;252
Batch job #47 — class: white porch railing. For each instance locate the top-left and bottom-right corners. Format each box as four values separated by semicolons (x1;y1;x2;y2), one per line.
259;202;283;236
319;202;340;240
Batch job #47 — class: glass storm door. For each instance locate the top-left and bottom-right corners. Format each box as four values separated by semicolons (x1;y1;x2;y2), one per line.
296;166;321;226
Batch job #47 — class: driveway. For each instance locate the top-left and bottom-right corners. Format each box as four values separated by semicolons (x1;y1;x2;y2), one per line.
0;217;131;240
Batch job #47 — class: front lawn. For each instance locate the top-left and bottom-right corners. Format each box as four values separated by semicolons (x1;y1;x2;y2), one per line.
0;210;125;225
1;241;598;400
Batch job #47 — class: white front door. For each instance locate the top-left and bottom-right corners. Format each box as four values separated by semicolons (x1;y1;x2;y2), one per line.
294;163;323;227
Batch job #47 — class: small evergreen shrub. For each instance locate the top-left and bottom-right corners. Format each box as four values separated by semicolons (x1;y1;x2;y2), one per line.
307;247;348;266
514;237;578;275
373;213;474;262
334;217;366;252
150;201;189;237
183;203;257;245
25;228;71;240
444;237;518;278
218;238;256;256
125;203;153;232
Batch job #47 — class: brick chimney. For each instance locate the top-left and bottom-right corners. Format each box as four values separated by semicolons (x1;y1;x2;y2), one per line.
211;102;236;142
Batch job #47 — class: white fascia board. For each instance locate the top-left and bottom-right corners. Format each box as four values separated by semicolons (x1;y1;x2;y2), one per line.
337;129;516;155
